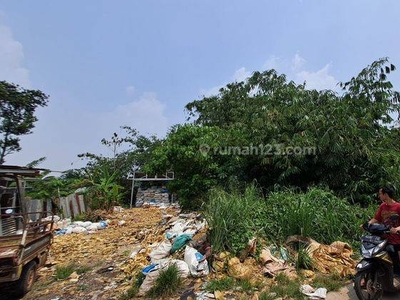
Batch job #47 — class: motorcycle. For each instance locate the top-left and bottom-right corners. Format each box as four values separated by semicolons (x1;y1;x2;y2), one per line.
354;220;400;300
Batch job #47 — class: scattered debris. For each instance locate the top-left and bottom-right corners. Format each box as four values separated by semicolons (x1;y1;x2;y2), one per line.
300;284;328;299
20;207;358;300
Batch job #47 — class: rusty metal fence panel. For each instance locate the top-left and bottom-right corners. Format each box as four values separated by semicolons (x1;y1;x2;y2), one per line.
59;194;85;219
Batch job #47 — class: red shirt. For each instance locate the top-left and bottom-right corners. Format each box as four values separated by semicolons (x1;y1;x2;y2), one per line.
374;201;400;244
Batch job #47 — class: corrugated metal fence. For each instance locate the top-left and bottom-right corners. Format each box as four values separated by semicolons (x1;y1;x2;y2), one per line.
27;193;86;219
59;194;86;219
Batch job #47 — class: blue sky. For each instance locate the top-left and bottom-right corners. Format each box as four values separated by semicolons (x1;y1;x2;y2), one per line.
1;0;399;172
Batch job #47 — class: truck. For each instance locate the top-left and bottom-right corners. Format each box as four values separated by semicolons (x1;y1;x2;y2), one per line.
0;165;54;298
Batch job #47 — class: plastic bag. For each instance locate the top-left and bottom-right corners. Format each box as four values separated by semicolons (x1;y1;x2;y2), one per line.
184;246;209;277
170;234;192;254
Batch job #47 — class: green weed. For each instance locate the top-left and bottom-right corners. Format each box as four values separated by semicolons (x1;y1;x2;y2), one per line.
205;277;236;292
76;265;91;275
313;272;348;292
54;264;75;280
54;264;91;280
296;245;313;271
260;273;306;300
146;264;183;298
205;185;267;255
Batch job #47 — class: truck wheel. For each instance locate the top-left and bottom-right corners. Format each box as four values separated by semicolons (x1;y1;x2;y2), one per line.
13;261;37;297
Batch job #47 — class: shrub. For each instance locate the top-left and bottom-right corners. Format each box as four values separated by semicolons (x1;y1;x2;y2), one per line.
206;184;377;253
146;264;183;298
263;187;377;245
205;185;268;255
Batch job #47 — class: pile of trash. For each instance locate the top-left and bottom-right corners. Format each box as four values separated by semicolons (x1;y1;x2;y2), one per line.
121;211;210;296
54;219;109;235
26;206;358;300
135;186;170;207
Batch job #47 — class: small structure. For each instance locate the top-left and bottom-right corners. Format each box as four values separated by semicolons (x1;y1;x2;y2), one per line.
127;171;175;208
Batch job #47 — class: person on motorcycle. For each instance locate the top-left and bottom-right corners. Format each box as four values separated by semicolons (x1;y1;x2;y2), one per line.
366;186;400;274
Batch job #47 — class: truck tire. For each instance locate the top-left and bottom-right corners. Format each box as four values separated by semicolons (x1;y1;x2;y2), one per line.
13;261;37;297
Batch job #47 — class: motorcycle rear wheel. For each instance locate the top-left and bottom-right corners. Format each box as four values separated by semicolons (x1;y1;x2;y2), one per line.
354;270;383;300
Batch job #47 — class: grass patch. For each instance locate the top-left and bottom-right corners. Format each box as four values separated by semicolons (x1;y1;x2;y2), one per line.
76;265;92;275
295;245;313;271
259;273;306;300
54;264;75;280
205;185;267;255
313;272;348;292
257;272;349;300
146;264;183;299
206;277;236;292
54;264;91;280
206;185;377;252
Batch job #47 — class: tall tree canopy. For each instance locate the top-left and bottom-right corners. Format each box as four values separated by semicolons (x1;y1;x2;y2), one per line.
147;58;400;207
0;81;49;164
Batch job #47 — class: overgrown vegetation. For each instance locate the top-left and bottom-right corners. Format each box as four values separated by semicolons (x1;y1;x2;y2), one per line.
0;81;49;164
146;264;183;299
205;185;377;254
148;58;400;209
54;264;91;280
259;273;306;300
54;264;75;280
22;58;400;216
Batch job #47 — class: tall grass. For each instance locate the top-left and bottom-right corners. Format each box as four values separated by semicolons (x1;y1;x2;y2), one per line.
263;187;378;245
205;185;267;254
205;185;378;254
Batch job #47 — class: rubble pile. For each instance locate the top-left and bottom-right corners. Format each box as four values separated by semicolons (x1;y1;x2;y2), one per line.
26;207;177;300
24;207;358;300
135;186;170;206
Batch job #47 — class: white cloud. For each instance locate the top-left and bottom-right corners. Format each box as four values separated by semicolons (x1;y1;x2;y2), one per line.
264;54;338;91
200;67;251;97
232;67;251;82
113;92;168;136
292;53;306;71
0;17;31;87
295;63;338;91
263;55;288;71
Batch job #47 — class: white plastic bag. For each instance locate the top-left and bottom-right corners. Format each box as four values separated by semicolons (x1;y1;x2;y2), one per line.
138;259;189;296
149;240;172;263
184;246;209;277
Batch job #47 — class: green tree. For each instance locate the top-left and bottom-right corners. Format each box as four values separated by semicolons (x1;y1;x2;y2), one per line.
0;81;49;164
144;124;226;209
76;166;125;211
174;58;400;206
77;126;161;208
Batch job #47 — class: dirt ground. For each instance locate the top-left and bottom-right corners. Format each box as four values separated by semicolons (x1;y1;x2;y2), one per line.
21;206;175;300
326;283;400;300
0;206;390;300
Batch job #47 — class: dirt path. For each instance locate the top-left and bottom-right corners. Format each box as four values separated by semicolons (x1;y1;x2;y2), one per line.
327;283;400;300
